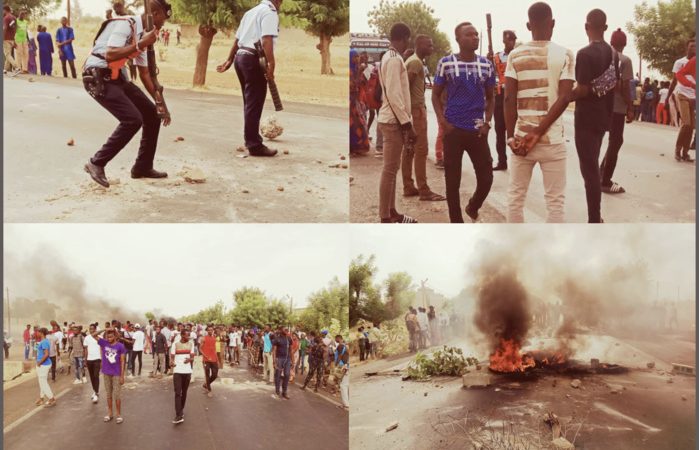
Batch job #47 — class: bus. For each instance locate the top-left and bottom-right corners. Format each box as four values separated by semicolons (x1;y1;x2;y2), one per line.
350;33;390;63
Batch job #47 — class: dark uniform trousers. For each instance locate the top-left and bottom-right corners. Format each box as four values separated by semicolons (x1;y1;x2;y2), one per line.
302;358;323;390
234;52;267;150
89;78;161;171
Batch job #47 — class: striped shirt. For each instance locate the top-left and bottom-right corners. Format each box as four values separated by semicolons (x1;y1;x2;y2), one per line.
505;41;575;145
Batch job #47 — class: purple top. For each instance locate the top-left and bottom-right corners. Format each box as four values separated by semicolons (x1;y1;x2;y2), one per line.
98;338;126;376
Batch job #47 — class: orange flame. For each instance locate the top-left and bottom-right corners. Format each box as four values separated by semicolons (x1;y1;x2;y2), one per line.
489;339;536;373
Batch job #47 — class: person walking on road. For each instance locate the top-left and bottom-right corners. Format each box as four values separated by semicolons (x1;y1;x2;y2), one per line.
432;22;496;223
171;329;194;424
93;328;126;424
14;10;29;73
151;325;167;377
200;325;219;398
263;325;274;383
272;326;293;400
3;5;20;75
334;335;349;411
23;324;31;360
300;332;323;392
131;324;145;376
216;0;282;157
37;25;53;76
68;325;86;384
35;328;57;408
83;324;102;403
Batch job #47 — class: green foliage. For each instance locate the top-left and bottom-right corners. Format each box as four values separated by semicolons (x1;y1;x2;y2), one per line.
180;300;227;324
293;0;348;38
298;278;349;333
170;0;252;30
367;0;451;72
406;346;478;381
6;0;61;17
384;272;415;320
144;311;155;322
349;254;377;326
627;0;696;78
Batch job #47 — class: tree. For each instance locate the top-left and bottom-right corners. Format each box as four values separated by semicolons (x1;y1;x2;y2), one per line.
349;254;377;326
384;272;415;320
6;0;60;16
368;0;451;72
171;0;251;87
292;0;349;75
628;0;696;78
298;279;348;332
71;0;83;20
180;300;227;323
145;311;155;322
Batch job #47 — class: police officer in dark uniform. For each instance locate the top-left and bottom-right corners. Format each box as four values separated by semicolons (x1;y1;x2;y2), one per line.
83;0;172;188
217;0;282;157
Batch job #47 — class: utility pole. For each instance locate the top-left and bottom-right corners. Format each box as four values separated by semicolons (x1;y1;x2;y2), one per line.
420;279;428;309
67;0;71;25
639;52;642;82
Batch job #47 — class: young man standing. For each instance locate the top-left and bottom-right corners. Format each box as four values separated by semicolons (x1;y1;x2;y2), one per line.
216;0;282;157
666;38;696;162
14;10;28;73
55;17;76;78
228;326;240;365
301;333;323;392
35;328;56;407
82;0;173;189
171;329;194;424
432;22;495;223
151;325;167;377
83;324;102;403
3;6;19;75
200;325;218;398
272;326;292;400
69;325;86;384
570;9;615;223
402;35;445;202
262;325;274;383
23;324;31;360
378;23;418;223
131;324;145;376
492;30;517;171
94;328;126;424
600;28;634;194
504;1;575;223
334;335;349;411
47;325;59;382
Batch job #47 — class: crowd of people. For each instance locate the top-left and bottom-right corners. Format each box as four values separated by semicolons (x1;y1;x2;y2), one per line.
22;317;349;424
350;2;696;224
3;7;77;78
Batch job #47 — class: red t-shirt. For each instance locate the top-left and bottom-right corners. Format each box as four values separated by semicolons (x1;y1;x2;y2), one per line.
200;335;217;363
3;13;16;41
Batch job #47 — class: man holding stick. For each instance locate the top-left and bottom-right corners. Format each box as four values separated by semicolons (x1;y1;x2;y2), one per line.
82;0;172;188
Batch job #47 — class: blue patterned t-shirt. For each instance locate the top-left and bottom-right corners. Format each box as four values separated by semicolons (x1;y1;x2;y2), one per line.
434;54;496;131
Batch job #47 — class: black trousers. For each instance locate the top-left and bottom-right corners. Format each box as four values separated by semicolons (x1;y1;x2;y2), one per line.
87;359;101;393
575;127;605;223
443;127;493;222
493;92;507;165
234;52;267;150
131;350;142;375
89;79;161;171
61;59;76;78
601;113;626;186
303;360;322;389
50;356;57;381
358;339;366;361
173;373;191;418
204;361;218;391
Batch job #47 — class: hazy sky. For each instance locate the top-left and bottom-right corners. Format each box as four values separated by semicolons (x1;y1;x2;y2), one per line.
4;224;348;317
351;0;667;79
350;224;695;300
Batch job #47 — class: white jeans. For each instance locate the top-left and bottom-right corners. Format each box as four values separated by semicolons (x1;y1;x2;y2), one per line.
340;367;349;407
263;352;273;382
37;364;54;399
507;142;566;223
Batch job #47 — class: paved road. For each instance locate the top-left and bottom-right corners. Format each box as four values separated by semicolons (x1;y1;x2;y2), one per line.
351;90;695;223
3;75;348;223
4;357;348;450
350;333;695;450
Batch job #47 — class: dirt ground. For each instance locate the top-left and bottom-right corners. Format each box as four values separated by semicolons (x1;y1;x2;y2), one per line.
37;20;348;107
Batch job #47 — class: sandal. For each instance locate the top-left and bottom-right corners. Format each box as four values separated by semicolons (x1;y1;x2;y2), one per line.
602;182;625;194
103;416;113;422
116;416;124;424
419;191;446;201
388;214;417;224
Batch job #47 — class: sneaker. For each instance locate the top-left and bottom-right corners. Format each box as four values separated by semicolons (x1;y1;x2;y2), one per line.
82;377;87;383
272;393;281;400
73;379;82;385
207;392;213;398
172;416;184;424
91;394;99;403
282;393;290;400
